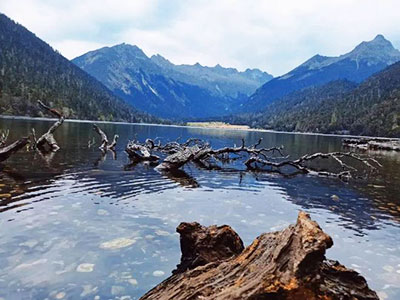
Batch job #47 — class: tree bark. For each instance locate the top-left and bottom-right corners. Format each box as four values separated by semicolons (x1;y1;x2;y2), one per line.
140;212;378;300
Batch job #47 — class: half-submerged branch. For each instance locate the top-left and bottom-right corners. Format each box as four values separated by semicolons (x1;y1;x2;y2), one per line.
93;124;119;151
140;212;378;300
343;137;400;152
33;100;64;151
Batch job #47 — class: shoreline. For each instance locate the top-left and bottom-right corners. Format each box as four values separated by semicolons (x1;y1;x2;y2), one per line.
1;114;398;141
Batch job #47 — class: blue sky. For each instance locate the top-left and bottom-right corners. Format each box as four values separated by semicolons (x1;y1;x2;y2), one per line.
1;0;399;76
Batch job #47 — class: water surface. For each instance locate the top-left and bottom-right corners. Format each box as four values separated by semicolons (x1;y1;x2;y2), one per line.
0;118;399;300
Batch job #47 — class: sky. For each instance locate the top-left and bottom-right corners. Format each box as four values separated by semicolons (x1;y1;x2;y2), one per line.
1;0;399;76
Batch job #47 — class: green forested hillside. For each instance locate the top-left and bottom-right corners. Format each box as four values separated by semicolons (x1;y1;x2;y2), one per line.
0;13;158;123
230;62;400;137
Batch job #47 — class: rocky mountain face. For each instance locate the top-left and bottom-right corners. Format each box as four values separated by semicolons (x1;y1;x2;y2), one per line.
243;35;400;112
73;44;272;119
0;14;157;123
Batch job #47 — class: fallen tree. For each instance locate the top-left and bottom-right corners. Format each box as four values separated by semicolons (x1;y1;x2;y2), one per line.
126;138;380;180
140;211;378;300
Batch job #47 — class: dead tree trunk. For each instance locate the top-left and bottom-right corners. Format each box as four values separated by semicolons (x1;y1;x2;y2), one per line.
93;124;119;151
140;212;378;300
34;100;64;151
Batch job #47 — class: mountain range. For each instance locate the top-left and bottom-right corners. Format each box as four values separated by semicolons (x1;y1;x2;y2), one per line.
228;60;400;137
1;11;399;137
243;34;400;112
0;13;157;123
72;44;272;119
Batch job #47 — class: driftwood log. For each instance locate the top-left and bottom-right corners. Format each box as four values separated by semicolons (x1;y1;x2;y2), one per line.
141;211;378;300
92;124;119;151
125;140;159;162
32;100;64;151
126;138;380;180
343;137;400;151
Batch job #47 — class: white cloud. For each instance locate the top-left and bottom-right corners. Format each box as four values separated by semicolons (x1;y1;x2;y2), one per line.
1;0;400;75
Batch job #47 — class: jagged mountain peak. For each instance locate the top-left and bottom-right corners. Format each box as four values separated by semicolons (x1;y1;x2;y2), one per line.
350;34;398;55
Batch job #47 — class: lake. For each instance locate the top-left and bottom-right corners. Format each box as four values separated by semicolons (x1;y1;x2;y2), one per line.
0;118;399;300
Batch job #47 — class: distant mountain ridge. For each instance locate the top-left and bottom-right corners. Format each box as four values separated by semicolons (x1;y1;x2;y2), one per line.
150;54;272;98
229;61;400;137
243;34;400;112
73;44;272;119
0;13;157;123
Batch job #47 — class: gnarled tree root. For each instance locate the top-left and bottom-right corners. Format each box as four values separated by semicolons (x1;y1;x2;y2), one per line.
140;212;378;300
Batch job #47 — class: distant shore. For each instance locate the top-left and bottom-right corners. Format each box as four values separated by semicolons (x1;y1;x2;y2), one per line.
1;114;398;141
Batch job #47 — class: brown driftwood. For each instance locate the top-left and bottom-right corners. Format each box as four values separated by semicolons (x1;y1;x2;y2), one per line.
34;100;64;151
140;212;378;300
343;137;400;152
0;137;30;162
92;124;119;151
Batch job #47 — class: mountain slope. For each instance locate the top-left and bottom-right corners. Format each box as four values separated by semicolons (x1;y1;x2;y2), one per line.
73;44;272;119
150;54;272;98
243;35;400;112
233;62;400;137
0;13;157;123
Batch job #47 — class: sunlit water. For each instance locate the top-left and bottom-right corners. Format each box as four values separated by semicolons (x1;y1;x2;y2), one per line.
0;118;399;300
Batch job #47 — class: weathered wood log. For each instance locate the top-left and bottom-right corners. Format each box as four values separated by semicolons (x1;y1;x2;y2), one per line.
156;145;201;170
173;222;244;274
125;141;160;162
92;124;119;151
245;151;381;180
343;137;400;152
0;137;30;162
140;212;378;300
35;100;64;151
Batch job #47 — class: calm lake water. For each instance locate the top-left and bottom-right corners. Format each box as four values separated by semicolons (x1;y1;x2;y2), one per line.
0;118;400;300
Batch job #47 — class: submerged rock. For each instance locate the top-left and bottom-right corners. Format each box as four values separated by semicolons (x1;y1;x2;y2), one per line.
140;212;378;300
99;237;136;250
76;263;95;273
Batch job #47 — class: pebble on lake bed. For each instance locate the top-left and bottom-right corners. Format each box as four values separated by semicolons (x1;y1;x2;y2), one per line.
76;263;95;272
382;265;394;273
153;270;165;277
97;209;110;216
331;195;340;201
155;230;170;236
128;278;138;286
100;237;136;250
111;285;125;295
55;292;66;299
